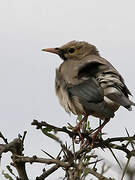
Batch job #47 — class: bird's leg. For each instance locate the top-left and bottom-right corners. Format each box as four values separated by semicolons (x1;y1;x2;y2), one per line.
99;119;102;133
73;115;88;132
90;118;110;148
73;115;88;140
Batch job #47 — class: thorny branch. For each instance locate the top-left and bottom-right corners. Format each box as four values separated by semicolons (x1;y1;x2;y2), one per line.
36;164;60;179
32;119;77;137
0;132;8;144
14;155;70;168
1;119;135;180
32;119;135;158
31;119;135;179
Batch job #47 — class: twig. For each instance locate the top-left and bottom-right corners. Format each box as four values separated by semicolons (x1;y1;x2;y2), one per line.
103;135;135;144
41;149;55;159
0;132;8;144
107;146;122;169
121;157;131;180
14;155;70;168
84;167;113;180
32;119;76;137
125;128;134;149
106;143;131;157
22;131;27;144
36;165;60;180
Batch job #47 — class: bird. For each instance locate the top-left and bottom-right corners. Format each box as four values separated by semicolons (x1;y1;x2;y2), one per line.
42;40;135;147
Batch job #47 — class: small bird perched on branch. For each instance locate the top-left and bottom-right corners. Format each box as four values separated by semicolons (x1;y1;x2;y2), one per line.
42;40;135;147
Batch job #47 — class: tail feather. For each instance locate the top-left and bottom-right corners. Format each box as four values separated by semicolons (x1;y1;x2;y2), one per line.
131;101;135;106
126;100;135;111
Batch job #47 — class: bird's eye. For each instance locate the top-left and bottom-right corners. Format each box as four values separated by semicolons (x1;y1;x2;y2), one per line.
68;48;75;54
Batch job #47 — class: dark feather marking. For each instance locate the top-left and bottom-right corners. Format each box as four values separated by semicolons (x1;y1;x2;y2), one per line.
105;92;133;110
72;62;115;117
121;84;132;97
119;76;132;96
78;61;103;78
78;61;132;101
68;78;103;103
102;71;118;76
59;49;68;61
68;78;114;118
103;72;132;97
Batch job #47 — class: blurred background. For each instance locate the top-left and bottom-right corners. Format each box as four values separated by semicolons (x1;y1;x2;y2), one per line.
0;0;135;179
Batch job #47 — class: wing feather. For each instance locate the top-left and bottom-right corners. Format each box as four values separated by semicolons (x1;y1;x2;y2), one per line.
77;60;134;110
68;77;114;118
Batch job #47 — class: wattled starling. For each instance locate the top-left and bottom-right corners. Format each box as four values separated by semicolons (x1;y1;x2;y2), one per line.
42;41;134;147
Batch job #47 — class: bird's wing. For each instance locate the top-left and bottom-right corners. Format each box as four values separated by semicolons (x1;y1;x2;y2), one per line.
78;60;103;79
77;60;134;110
68;76;114;118
68;77;103;103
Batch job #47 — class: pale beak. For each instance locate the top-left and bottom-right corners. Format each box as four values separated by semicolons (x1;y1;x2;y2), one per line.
41;48;59;54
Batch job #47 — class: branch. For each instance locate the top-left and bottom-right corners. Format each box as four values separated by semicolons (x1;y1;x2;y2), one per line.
36;165;60;180
104;136;135;144
0;138;22;155
0;132;29;180
14;155;70;168
84;167;113;180
31;119;77;137
0;131;8;144
32;119;135;157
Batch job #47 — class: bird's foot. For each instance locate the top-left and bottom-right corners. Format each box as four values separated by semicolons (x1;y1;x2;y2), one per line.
80;134;97;149
90;133;98;149
89;118;110;148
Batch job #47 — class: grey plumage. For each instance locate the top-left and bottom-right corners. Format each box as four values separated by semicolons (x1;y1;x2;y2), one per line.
42;40;135;120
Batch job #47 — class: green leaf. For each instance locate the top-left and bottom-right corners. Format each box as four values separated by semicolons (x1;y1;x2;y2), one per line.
67;123;74;130
77;115;82;121
42;128;58;141
43;127;53;132
2;170;14;180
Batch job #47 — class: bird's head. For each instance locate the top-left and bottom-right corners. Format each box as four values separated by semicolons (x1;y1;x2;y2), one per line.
42;40;100;61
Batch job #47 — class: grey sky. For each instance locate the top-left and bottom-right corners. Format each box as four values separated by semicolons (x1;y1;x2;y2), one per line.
0;0;135;179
